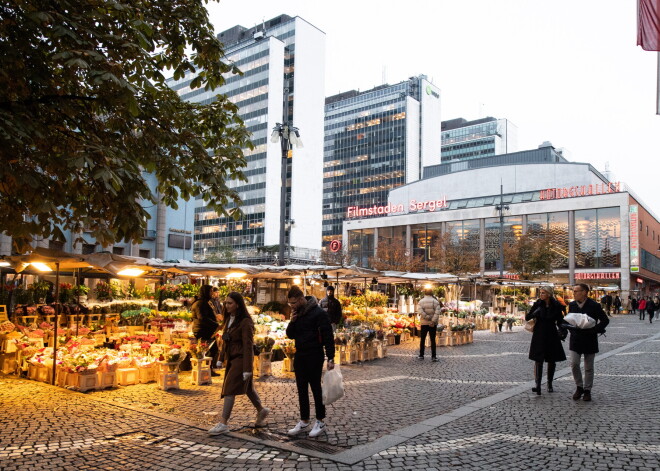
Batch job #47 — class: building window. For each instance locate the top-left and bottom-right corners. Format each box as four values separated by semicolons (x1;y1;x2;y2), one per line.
168;234;192;250
48;240;65;251
574;207;621;269
526;212;569;269
82;244;96;255
112;247;124;255
139;249;150;258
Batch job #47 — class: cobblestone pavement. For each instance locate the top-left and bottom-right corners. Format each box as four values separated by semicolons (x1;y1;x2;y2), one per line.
1;315;659;470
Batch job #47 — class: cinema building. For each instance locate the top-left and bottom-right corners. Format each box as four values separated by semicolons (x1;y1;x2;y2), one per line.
342;146;660;297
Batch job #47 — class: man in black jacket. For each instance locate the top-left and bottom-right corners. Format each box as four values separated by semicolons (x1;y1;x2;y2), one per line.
319;286;343;330
285;285;335;438
567;284;609;402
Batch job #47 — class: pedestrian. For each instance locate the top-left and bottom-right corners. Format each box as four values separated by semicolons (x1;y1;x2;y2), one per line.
417;289;442;362
601;293;613;316
631;297;638;316
285;285;335;438
646;296;655;323
639;296;647;320
613;295;621;315
319;286;343;330
208;292;270;435
566;283;609;402
526;286;566;395
191;284;221;376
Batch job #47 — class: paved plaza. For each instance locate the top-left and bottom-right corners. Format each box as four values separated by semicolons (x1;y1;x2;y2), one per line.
1;315;659;470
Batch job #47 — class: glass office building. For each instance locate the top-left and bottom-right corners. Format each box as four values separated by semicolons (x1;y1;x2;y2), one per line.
344;147;660;298
441;117;517;162
322;75;441;248
167;15;325;262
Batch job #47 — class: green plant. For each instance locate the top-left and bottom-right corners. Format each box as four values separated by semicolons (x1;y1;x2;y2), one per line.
72;284;89;297
178;283;198;298
30;280;50;301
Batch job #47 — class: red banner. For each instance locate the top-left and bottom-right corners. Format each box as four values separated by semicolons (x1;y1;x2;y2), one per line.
638;0;660;51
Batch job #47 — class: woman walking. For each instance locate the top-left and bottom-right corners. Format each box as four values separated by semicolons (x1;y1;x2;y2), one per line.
208;292;270;435
639;296;647;320
526;286;567;395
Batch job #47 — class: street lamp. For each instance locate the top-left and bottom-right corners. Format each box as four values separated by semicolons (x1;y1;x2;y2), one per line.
270;86;303;266
495;183;509;278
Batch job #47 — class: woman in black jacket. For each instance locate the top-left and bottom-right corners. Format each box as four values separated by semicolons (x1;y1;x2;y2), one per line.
191;284;220;375
526;286;566;395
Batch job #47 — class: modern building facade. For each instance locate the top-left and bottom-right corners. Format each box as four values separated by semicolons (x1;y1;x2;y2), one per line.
441;116;517;162
167;14;325;263
344;146;660;298
322;75;441;249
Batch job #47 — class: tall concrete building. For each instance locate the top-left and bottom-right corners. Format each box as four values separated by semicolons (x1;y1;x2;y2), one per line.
322;75;441;249
441;117;517;162
168;14;326;262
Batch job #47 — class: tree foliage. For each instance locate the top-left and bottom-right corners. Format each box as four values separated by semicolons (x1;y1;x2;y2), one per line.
0;1;252;252
504;233;554;280
429;232;480;275
368;239;425;272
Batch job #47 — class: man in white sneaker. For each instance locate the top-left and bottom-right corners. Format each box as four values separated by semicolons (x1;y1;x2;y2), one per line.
285;285;335;438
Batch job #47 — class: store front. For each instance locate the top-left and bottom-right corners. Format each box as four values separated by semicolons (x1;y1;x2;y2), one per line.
344;158;660;299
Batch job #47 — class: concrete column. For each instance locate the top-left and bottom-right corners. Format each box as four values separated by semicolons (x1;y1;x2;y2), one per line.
479;218;486;275
619;203;631;301
156;196;167;260
373;227;379;256
521;215;528;235
0;234;12;256
405;225;411;253
568;210;575;285
70;231;82;254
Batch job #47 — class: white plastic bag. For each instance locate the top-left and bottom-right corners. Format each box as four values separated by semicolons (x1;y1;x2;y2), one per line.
564;313;596;329
322;363;344;405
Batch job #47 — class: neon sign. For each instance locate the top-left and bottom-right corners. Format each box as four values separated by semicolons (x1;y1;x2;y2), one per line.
575;272;621;280
346;197;448;218
630;205;639;271
539;182;621;200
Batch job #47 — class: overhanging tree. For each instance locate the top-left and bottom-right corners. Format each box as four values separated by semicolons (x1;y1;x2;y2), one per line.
0;0;252;252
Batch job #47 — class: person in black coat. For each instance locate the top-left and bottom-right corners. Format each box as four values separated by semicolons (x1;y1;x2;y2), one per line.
285;285;335;438
566;283;609;402
191;284;221;375
647;296;657;324
526;286;566;395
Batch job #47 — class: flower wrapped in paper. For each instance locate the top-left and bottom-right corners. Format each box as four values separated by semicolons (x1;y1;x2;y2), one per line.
563;313;596;329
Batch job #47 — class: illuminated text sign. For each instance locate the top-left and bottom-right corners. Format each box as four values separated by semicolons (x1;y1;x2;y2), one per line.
575;272;621;280
539;182;621;201
347;196;448;218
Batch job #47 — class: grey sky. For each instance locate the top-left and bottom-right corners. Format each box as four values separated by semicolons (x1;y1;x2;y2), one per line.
207;0;659;211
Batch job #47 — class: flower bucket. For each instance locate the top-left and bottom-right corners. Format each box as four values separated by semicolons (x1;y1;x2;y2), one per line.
256;352;272;377
394;334;401;345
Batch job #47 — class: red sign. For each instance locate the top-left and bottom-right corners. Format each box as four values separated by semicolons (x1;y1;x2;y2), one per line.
329;240;342;252
346;196;448;218
503;273;520;280
637;278;644;284
575;272;621;280
539;182;621;201
630;205;639;268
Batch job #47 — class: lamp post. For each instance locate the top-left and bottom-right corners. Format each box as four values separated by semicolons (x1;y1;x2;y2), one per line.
270;85;303;266
495;183;509;278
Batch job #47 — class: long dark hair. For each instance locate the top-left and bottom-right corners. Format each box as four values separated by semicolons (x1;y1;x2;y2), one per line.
223;291;249;330
198;284;213;301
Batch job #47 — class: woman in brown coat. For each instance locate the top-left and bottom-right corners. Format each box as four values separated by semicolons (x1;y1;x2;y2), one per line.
208;292;270;435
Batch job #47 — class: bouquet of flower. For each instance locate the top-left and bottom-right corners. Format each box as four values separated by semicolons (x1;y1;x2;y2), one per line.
280;339;296;358
254;335;275;354
187;341;209;359
160;347;184;363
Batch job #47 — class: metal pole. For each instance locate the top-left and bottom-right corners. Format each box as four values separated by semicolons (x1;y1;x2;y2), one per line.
51;262;60;385
499;183;504;278
278;86;291;266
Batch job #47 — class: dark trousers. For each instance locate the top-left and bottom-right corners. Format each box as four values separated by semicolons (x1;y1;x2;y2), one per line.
641;310;646;320
419;324;437;358
294;353;325;421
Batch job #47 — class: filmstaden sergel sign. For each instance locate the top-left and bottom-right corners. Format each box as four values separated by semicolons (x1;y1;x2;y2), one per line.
347;196;448;218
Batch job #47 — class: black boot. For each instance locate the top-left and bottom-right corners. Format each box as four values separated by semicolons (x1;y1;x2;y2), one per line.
547;362;555;392
532;361;543;395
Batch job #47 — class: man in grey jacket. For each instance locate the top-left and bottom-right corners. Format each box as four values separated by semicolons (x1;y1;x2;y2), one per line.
417;289;442;362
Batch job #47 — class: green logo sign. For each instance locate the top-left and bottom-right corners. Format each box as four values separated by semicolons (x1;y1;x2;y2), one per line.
425;85;439;99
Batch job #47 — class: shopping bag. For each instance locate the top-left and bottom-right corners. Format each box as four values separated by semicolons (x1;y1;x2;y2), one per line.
322;363;344;405
523;318;535;333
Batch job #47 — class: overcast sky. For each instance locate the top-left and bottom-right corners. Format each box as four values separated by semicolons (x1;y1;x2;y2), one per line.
207;0;659;211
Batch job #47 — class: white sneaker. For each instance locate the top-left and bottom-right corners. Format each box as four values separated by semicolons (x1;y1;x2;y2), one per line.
308;420;327;438
255;407;271;427
208;422;229;436
287;420;310;436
